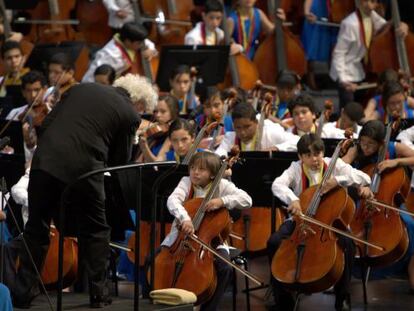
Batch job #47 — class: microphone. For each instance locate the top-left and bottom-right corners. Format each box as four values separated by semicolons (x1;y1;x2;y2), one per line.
0;136;10;150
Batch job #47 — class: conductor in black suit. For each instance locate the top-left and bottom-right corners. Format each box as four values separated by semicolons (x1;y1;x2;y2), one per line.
6;74;158;308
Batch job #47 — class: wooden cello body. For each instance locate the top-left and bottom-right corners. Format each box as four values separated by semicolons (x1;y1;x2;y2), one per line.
329;0;355;23
272;186;355;292
350;165;409;266
253;0;306;85
369;0;414;76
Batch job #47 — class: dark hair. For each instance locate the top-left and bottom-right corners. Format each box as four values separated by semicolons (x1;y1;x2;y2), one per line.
378;69;398;86
276;70;300;89
169;64;191;81
158;94;180;121
94;64;116;84
21;70;47;89
288;94;316;114
359;120;385;143
188;151;221;177
231;103;257;121
382;81;405;106
1;40;22;58
221;87;246;106
205;0;224;13
297;133;325;155
49;52;75;71
343;101;364;123
168;118;196;137
204;90;225;108
119;22;148;42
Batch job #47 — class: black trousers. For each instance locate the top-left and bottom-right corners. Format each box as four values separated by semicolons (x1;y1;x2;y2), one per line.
5;169;111;303
267;220;355;310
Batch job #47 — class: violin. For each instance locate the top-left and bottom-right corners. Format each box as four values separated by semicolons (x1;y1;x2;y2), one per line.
149;150;239;304
141;122;170;139
350;120;410;267
271;137;357;293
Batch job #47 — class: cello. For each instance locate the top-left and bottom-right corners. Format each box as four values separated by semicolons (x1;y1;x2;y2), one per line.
369;0;414;80
350;120;409;266
150;152;238;303
271;138;357;293
253;0;307;85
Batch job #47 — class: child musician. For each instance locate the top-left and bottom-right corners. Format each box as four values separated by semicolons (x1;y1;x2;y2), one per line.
164;119;199;162
329;0;408;108
215;102;299;156
323;101;364;137
268;134;372;310
162;151;252;310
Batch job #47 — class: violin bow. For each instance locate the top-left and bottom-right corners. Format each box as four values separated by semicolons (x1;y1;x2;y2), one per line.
297;213;384;252
365;199;414;218
189;234;264;286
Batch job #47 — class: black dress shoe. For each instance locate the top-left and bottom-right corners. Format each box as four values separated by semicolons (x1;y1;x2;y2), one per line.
90;295;112;308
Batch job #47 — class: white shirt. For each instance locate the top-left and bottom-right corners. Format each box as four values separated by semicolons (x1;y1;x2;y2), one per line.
215;120;300;157
102;0;135;29
272;157;371;206
321;121;361;139
11;168;30;226
330;11;386;83
184;22;224;46
82;37;156;83
397;125;414;150
162;176;252;248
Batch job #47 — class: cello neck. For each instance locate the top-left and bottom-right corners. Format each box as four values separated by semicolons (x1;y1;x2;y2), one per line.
371;122;393;192
272;0;287;71
391;0;411;76
219;0;241;86
48;0;60;16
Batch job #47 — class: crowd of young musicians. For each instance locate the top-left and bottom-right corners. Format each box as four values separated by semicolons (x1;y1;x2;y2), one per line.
0;0;414;310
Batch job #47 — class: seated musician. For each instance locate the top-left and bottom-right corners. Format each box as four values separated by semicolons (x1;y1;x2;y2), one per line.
94;64;116;85
367;81;414;124
324;101;364;137
184;0;242;55
284;94;347;139
329;0;408;109
102;0;135;32
81;22;157;83
164;119;200;162
169;64;200;115
227;0;286;60
196;90;234;149
161;151;252;310
5;71;48;163
47;53;78;101
266;70;301;127
342;120;414;292
215;102;299;156
137;94;179;162
268;134;372;310
0;40;29;98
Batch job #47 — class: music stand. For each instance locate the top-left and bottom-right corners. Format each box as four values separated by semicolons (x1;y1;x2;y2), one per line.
155;45;230;94
322;138;342;157
5;0;38;9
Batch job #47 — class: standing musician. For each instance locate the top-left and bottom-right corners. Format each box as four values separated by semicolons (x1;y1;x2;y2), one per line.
81;22;157;83
215;102;299;156
329;0;408;109
227;0;286;60
102;0;135;32
342;120;414;292
0;40;29;98
160;151;252;310
185;0;242;56
2;75;156;308
268;134;373;310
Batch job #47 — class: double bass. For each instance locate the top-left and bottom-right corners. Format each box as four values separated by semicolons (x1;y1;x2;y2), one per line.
369;0;414;80
253;0;307;85
350;121;409;266
150;152;238;303
272;138;356;293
